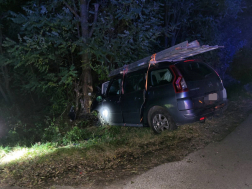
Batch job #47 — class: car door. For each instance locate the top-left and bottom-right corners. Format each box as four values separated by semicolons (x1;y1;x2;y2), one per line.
102;75;123;124
121;70;146;124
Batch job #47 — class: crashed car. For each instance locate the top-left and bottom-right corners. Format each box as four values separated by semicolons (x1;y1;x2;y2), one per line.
91;60;228;133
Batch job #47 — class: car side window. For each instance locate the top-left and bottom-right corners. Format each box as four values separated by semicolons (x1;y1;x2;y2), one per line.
107;77;122;96
150;68;173;87
124;71;146;94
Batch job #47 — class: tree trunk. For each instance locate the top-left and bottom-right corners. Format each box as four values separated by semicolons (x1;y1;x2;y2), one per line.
80;0;93;114
82;54;93;114
65;0;98;114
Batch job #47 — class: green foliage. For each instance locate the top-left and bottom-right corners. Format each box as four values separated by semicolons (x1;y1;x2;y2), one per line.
1;119;44;147
1;0;163;117
62;126;86;145
42;124;62;143
0;145;11;159
2;2;80;114
89;0;162;69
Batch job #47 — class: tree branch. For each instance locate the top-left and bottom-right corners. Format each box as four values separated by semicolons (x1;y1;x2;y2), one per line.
63;1;80;20
89;3;99;38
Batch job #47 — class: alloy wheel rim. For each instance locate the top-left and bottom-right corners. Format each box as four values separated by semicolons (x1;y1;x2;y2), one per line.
153;114;169;132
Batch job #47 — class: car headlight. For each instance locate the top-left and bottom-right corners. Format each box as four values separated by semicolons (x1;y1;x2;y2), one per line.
102;109;109;118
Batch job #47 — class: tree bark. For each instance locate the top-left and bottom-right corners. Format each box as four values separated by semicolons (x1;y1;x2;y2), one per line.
80;0;93;114
64;0;99;114
81;54;93;114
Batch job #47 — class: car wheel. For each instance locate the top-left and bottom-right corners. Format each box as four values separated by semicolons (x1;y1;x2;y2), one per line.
148;107;177;134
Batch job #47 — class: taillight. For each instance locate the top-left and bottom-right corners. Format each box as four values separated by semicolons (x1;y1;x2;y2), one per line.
200;117;205;121
170;65;188;93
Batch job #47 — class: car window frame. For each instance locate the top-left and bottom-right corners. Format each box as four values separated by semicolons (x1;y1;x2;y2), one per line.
148;67;173;88
123;70;146;95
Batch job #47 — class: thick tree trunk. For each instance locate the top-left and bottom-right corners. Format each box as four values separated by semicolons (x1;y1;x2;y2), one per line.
65;0;98;114
80;0;93;114
82;54;93;114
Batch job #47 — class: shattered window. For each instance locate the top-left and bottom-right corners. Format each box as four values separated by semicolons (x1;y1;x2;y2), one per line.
150;68;173;87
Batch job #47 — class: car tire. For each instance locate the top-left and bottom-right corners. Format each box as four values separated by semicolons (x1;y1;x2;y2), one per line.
148;106;177;134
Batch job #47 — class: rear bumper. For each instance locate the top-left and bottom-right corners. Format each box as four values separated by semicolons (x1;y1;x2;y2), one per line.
176;99;228;124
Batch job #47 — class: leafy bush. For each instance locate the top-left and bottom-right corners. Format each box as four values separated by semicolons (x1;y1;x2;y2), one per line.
42;125;62;143
62;126;85;145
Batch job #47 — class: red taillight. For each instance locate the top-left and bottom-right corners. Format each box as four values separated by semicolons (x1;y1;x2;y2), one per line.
200;117;205;121
170;65;188;93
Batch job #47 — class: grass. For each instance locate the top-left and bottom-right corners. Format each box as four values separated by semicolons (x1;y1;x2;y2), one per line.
0;142;57;164
0;126;152;165
1;125;194;187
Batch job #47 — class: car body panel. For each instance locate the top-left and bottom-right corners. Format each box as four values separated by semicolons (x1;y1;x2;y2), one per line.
121;89;144;124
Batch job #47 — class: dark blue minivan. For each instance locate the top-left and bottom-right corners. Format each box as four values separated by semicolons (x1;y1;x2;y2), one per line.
91;60;228;133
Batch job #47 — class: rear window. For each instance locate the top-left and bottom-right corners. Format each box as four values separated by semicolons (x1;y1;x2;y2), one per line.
175;62;215;81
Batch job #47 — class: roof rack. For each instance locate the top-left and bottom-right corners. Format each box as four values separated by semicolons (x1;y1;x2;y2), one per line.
109;40;224;77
